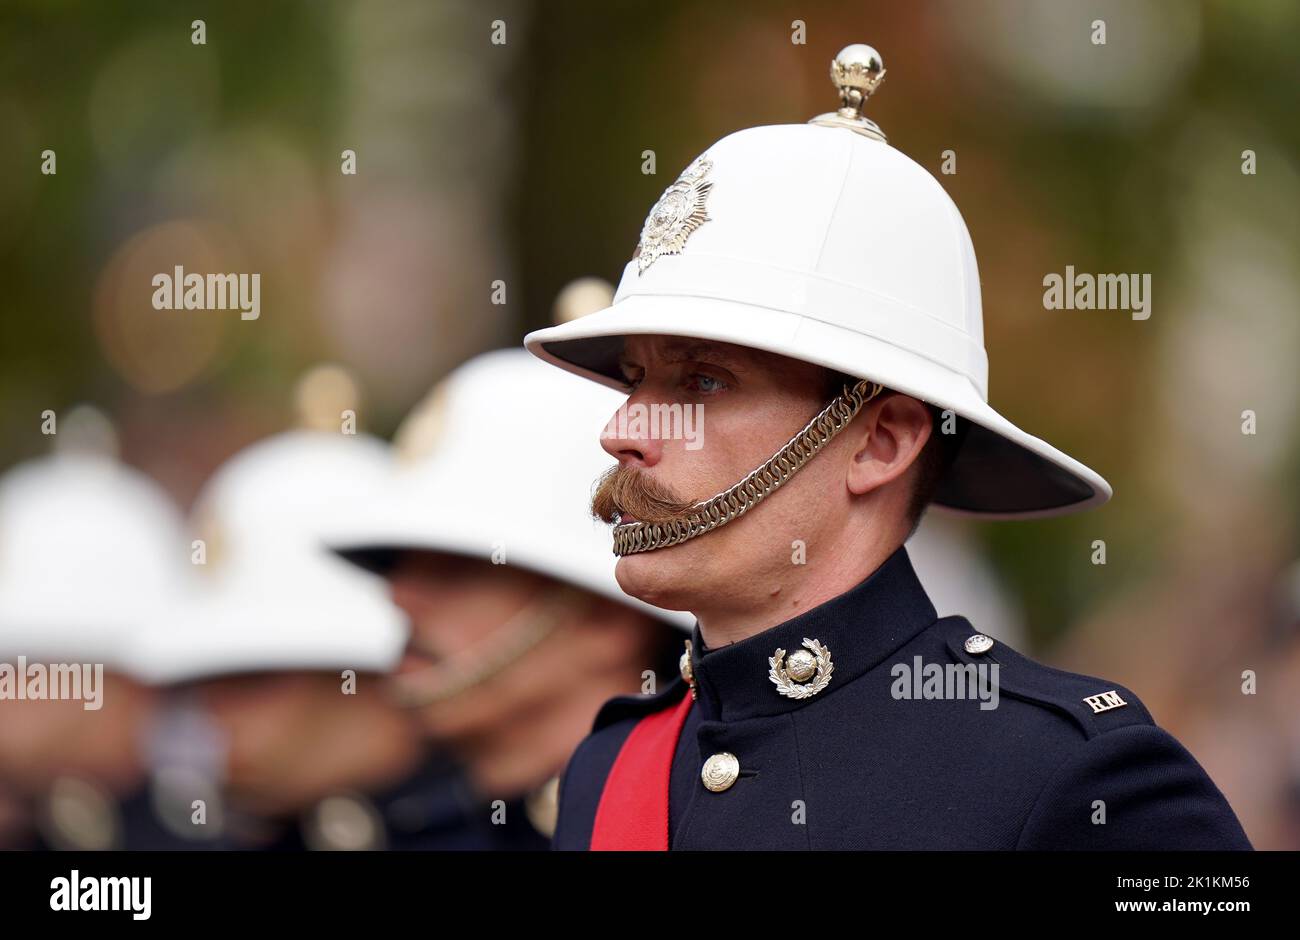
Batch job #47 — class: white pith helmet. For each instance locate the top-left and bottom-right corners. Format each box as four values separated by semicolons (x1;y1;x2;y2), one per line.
324;346;694;631
129;429;408;684
0;449;191;670
524;43;1111;518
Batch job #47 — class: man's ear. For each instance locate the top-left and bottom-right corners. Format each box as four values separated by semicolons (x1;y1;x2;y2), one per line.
845;393;933;497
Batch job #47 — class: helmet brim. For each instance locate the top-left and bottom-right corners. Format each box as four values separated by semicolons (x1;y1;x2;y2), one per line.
524;294;1111;519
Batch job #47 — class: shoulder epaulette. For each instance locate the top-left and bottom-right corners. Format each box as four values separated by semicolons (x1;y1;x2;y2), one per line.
934;616;1153;740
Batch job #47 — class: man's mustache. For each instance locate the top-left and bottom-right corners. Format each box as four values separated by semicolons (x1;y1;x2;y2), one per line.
591;466;698;526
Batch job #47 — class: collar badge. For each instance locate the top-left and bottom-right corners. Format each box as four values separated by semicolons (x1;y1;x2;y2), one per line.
633;153;714;274
769;637;834;699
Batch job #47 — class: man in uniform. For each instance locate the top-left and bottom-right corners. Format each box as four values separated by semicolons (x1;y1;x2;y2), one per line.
129;423;429;850
0;419;197;850
523;44;1252;850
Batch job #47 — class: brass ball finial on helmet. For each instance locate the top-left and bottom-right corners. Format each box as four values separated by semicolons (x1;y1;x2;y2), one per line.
808;42;888;143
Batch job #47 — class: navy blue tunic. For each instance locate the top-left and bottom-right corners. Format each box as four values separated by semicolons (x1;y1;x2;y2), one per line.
552;545;1251;850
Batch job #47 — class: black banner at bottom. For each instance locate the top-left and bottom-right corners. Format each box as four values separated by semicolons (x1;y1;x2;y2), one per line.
0;850;1284;925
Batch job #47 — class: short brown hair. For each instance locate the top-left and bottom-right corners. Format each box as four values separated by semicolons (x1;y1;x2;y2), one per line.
823;370;966;534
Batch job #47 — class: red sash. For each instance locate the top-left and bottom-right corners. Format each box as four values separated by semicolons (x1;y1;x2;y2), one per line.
589;692;693;850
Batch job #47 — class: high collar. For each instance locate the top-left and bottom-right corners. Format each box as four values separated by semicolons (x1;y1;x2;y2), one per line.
686;544;938;722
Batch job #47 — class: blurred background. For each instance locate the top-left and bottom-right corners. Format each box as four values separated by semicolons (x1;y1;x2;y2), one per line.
0;0;1297;848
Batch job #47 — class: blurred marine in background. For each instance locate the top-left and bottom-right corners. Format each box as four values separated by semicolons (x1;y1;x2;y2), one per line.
130;423;430;850
0;422;194;850
328;315;693;848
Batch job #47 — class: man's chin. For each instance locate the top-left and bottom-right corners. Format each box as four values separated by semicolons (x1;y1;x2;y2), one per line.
613;544;703;612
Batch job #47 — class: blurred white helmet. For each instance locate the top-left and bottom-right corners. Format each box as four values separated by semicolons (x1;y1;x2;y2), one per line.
0;451;190;669
325;347;693;631
130;430;408;684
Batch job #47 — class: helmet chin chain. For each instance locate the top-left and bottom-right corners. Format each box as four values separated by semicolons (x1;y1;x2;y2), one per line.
611;379;884;556
387;585;585;709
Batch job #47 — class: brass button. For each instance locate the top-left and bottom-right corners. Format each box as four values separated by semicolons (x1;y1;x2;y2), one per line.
524;776;560;838
701;752;740;793
303;794;385;851
42;776;121;851
680;639;697;700
964;634;994;655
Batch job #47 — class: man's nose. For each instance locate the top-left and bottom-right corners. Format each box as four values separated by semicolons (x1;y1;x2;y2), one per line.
599;391;664;468
387;576;433;624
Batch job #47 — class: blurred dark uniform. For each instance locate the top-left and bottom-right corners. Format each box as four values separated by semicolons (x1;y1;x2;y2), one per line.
250;753;553;852
18;780;218;851
554;545;1252;850
22;756;552;852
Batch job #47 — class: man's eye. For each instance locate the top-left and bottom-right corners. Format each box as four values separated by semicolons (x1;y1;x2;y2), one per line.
620;373;643;391
685;373;727;393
